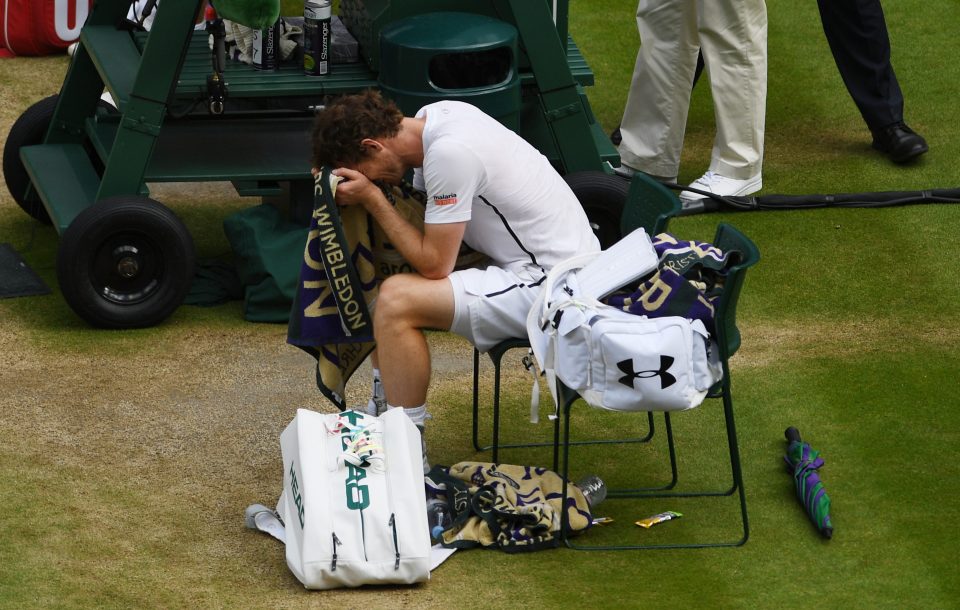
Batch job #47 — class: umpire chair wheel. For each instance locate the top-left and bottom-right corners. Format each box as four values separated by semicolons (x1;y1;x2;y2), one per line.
564;171;628;249
3;95;116;224
3;95;60;224
56;197;196;328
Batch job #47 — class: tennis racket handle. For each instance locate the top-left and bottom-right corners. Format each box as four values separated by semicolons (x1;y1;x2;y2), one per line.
785;427;801;443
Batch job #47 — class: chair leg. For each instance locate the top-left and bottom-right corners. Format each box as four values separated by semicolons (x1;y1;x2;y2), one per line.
606;412;679;497
492;354;502;463
473;346;658;462
721;384;750;545
471;348;484;452
552;408;560;472
559;392;575;545
558;387;749;550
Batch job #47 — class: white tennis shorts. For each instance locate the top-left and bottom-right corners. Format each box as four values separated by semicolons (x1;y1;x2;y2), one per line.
448;265;545;353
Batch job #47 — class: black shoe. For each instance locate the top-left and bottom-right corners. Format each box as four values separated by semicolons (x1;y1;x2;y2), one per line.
871;122;929;164
610;126;622;146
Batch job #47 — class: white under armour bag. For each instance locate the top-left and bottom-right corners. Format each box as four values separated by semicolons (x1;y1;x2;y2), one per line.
277;408;430;589
527;239;722;413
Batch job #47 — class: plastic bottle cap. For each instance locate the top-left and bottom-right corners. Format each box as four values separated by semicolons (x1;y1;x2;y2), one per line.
431;525;445;538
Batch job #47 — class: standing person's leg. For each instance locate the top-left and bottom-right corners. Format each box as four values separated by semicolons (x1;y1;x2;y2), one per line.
817;0;902;131
817;0;926;162
684;0;766;200
617;0;700;181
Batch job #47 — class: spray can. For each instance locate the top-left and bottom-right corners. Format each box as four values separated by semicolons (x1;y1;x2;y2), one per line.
252;18;281;70
303;0;331;76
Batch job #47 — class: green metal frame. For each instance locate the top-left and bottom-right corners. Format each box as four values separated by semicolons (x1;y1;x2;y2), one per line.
23;0;206;233
20;0;615;237
15;0;620;332
470;173;683;466
495;0;609;174
556;222;759;550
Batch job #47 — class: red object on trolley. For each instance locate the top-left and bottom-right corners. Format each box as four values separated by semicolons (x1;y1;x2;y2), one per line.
1;0;94;57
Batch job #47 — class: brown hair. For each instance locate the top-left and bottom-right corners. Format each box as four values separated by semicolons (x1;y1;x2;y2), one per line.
311;90;405;169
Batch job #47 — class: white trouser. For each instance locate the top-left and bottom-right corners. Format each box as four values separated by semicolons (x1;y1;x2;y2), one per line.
617;0;767;180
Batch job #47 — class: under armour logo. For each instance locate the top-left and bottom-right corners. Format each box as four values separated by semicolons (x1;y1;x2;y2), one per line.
617;356;676;389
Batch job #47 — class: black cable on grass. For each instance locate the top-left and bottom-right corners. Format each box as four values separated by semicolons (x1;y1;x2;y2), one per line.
663;181;960;215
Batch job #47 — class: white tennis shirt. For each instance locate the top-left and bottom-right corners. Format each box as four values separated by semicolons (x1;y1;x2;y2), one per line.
412;101;600;275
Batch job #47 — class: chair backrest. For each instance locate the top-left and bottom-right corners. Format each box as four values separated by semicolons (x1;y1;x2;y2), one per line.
621;173;682;236
711;223;761;360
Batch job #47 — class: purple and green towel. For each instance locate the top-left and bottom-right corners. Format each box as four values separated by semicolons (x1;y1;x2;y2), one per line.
287;172;486;409
605;232;735;333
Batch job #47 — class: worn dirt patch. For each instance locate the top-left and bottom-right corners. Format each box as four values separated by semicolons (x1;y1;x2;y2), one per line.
734;317;955;370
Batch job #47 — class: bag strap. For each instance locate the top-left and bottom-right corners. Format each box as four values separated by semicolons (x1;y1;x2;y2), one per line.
526;253;596;421
533;248;645;420
539;252;599;323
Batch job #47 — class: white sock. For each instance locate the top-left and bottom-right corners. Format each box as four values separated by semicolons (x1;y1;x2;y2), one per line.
388;404;430;473
387;403;428;428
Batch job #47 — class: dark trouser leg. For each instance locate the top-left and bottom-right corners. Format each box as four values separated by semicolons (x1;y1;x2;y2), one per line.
817;0;903;131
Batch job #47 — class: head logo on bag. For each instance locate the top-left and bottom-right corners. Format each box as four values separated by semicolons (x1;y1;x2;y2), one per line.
617;355;677;389
289;461;306;527
340;411;370;510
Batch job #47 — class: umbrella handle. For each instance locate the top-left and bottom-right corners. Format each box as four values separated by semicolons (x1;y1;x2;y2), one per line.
785;427;801;443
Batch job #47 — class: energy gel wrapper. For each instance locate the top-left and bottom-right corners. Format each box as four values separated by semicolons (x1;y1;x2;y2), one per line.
635;511;683;528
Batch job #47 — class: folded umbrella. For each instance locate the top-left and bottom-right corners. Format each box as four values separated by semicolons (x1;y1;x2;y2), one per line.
784;427;834;539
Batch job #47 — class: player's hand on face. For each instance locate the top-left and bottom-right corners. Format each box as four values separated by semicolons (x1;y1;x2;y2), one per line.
332;168;379;207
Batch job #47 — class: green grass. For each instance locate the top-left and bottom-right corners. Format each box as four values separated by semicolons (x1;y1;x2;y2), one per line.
2;0;960;608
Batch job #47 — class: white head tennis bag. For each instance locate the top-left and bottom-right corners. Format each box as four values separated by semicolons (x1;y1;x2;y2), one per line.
526;238;722;413
277;408;430;589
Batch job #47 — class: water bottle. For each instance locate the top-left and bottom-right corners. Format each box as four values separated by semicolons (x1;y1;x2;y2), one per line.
575;474;607;507
426;498;452;540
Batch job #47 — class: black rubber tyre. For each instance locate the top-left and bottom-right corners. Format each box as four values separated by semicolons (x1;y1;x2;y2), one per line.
564;171;628;249
56;197;196;329
3;95;60;223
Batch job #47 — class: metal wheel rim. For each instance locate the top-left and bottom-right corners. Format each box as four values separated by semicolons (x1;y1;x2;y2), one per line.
90;230;164;305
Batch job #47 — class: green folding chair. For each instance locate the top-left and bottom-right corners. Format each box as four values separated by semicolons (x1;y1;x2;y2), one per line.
470;173;683;466
556;222;759;549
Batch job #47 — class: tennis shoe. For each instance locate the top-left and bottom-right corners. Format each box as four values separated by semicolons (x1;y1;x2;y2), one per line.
679;171;761;201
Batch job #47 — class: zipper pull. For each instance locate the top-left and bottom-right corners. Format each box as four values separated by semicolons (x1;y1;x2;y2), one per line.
331;532;341;572
388;514;400;570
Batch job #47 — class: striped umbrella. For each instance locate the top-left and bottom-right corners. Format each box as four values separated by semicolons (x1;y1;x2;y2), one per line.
784;427;834;539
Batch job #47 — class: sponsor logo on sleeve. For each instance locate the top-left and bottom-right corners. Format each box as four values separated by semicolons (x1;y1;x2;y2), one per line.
433;193;458;206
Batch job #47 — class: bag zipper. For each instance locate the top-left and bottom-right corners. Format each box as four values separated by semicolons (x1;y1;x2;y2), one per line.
388;513;400;570
331;532;341;572
380;436;403;570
